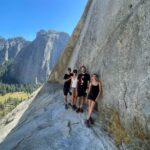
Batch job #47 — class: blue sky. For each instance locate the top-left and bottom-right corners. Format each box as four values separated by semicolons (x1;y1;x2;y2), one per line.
0;0;87;41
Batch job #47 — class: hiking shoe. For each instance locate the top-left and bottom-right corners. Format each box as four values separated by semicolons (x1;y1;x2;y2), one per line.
76;108;80;113
65;104;68;109
85;119;90;128
80;108;84;113
68;103;72;107
73;105;77;110
89;117;94;125
71;105;75;110
72;105;77;110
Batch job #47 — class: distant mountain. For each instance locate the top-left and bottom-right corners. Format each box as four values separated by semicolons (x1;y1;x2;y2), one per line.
0;37;30;64
0;36;6;51
8;30;69;84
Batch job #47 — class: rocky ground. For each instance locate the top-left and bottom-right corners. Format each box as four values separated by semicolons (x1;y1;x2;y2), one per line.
0;83;118;150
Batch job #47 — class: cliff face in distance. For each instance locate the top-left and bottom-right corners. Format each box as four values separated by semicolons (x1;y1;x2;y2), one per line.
0;37;29;64
0;37;6;51
49;0;150;137
7;30;70;84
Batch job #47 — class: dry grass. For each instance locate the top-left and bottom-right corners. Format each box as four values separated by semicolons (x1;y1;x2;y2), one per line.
131;117;146;140
107;111;130;145
0;92;30;119
98;108;149;148
0;92;29;104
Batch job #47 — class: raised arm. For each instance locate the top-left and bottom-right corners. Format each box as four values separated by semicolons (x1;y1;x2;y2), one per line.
64;77;71;82
63;74;71;83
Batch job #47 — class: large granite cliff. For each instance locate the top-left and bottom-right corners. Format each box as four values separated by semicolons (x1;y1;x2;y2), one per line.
49;0;150;137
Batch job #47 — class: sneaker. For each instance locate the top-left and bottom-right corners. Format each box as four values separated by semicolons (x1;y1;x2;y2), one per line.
65;104;68;109
80;108;84;113
76;108;80;113
85;119;90;128
73;105;77;110
68;103;72;107
89;117;94;125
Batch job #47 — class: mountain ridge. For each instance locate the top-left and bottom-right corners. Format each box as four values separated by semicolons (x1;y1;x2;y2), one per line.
0;30;70;84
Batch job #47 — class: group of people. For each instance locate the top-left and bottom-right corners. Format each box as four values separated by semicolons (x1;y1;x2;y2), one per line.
63;65;102;127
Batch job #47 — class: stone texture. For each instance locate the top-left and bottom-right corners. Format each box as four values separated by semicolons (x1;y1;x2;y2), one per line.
0;36;6;51
0;37;28;64
49;0;150;136
0;83;117;150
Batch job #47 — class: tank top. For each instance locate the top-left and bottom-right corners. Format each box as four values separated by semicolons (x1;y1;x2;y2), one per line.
71;77;77;88
90;84;99;96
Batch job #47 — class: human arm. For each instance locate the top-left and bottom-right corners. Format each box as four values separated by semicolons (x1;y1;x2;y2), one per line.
76;79;79;96
87;82;91;96
64;78;71;83
63;74;71;83
86;74;91;92
95;81;102;102
70;77;73;87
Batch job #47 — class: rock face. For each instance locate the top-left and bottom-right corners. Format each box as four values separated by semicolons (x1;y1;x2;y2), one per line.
6;37;29;60
9;30;69;84
49;0;150;136
0;83;117;150
0;37;28;64
0;47;8;64
0;37;6;51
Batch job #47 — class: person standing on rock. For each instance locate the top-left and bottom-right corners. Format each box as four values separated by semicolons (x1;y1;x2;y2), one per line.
63;67;73;109
85;73;101;127
70;69;78;110
76;66;90;113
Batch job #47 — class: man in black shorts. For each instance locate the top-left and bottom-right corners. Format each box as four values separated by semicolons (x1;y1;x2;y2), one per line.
63;68;73;109
76;66;90;113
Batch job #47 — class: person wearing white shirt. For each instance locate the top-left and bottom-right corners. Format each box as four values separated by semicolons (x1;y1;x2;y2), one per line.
70;69;78;110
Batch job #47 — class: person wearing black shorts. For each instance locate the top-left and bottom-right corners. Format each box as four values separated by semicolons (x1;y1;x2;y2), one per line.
76;66;90;113
63;68;73;109
85;73;101;127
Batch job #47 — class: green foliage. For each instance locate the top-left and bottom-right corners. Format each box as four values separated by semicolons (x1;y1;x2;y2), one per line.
0;60;13;80
0;82;41;95
0;97;24;119
0;83;41;119
0;60;42;119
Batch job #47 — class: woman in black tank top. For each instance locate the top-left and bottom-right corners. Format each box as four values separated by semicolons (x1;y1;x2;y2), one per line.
85;73;102;127
87;84;99;101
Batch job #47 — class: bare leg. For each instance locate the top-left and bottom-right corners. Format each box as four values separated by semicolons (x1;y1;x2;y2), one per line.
70;90;72;105
85;97;88;107
80;96;83;108
83;96;86;104
87;101;96;119
71;90;75;106
88;100;92;109
77;97;81;108
74;89;77;106
64;95;67;104
87;100;92;118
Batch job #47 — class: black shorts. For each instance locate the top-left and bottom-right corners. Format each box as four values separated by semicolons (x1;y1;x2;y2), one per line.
77;86;87;97
63;87;72;96
87;94;98;101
